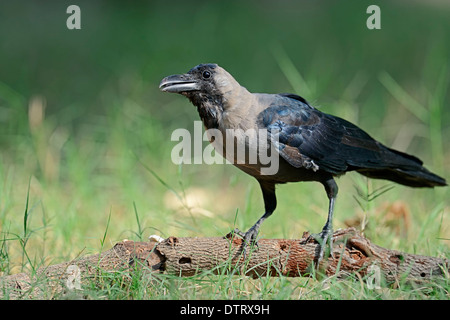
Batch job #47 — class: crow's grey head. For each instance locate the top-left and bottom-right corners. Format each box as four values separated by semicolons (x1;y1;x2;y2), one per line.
159;63;243;108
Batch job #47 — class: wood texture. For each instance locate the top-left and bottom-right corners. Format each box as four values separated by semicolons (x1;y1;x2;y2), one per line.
1;228;448;299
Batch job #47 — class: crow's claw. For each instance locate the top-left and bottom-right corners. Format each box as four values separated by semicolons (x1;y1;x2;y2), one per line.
305;228;334;265
229;227;259;259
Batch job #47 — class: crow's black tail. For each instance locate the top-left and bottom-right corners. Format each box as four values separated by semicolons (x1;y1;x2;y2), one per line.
357;166;446;188
355;147;447;188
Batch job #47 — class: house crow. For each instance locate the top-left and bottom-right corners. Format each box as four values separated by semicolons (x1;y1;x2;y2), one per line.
159;63;447;261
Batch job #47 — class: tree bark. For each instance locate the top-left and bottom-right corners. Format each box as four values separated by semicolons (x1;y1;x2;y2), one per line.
1;228;448;299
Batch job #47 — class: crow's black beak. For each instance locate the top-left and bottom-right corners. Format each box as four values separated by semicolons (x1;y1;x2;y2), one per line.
159;74;200;93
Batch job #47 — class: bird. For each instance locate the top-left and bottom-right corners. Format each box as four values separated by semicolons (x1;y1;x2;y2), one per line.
159;63;447;262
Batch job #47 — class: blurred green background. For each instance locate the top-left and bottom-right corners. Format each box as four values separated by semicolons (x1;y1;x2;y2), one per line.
0;0;449;276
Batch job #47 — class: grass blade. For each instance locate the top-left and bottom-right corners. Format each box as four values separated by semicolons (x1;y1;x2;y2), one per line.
378;71;429;123
133;201;143;241
271;43;312;97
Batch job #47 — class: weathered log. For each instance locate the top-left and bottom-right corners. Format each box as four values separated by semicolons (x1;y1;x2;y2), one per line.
0;228;448;299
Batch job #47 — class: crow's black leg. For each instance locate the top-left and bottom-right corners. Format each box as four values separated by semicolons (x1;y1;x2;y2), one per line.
308;177;338;264
232;181;276;258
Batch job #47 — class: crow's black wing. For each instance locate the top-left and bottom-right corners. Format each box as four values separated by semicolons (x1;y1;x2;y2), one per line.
257;93;423;175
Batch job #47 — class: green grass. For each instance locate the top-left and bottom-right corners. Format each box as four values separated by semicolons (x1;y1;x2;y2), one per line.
0;1;449;299
55;266;448;300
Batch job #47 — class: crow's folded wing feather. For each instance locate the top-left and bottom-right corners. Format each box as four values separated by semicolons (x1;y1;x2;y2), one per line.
257;93;422;175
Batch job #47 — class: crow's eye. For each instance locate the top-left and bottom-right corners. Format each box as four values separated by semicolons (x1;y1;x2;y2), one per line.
202;70;211;79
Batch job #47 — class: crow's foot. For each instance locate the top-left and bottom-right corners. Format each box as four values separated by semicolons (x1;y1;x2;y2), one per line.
304;227;333;265
228;226;259;259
